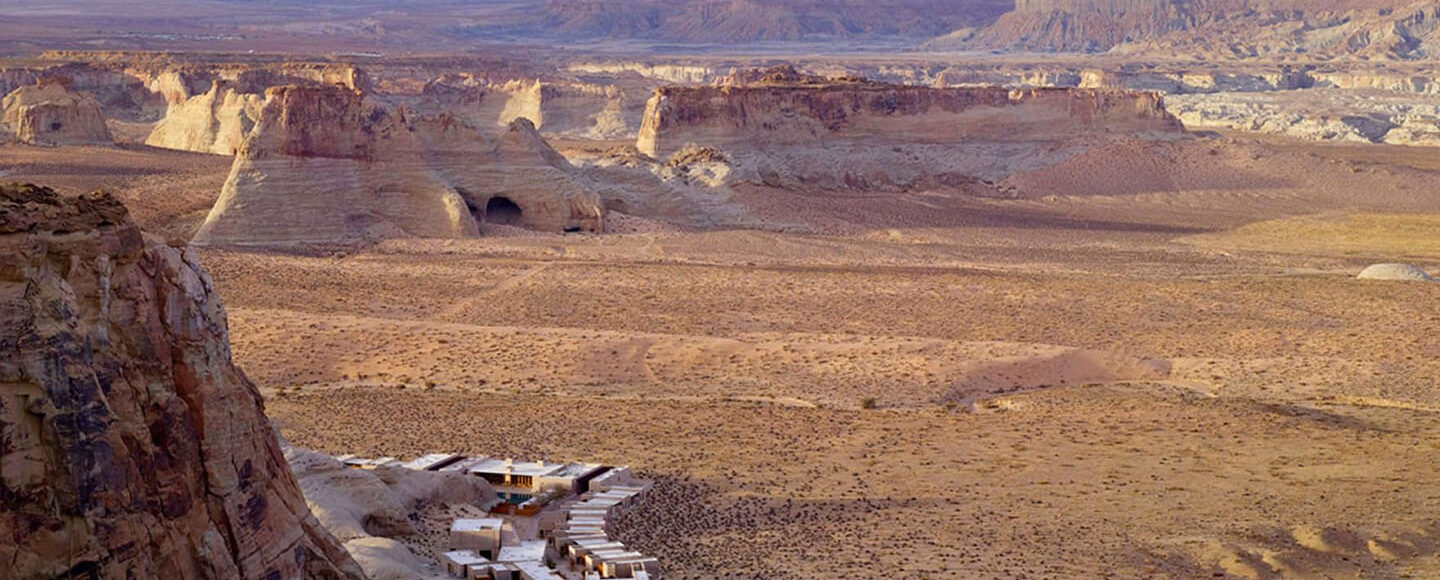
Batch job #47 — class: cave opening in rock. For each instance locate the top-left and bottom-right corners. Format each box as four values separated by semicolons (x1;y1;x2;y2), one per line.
485;196;523;226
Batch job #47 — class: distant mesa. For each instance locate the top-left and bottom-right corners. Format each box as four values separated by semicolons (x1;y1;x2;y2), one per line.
193;83;606;246
1;77;114;147
1357;263;1435;282
636;67;1184;190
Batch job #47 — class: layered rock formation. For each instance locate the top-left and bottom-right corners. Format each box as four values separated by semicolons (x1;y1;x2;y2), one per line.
0;184;363;579
194;84;605;246
635;71;1183;189
960;0;1203;53
427;75;642;139
144;80;267;155
949;0;1437;59
1;78;114;146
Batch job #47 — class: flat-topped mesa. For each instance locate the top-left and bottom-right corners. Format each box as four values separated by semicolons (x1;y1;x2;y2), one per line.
0;184;364;580
637;80;1183;159
194;84;604;246
1;77;114;146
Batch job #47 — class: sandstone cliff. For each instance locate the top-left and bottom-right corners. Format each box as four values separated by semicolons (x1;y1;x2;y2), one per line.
144;81;267;155
1;79;114;147
194;84;605;246
635;73;1183;189
0;184;364;579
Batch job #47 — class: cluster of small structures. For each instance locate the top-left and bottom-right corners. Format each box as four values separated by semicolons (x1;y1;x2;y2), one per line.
338;453;660;579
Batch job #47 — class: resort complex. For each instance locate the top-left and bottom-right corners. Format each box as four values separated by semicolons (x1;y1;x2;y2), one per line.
339;453;659;579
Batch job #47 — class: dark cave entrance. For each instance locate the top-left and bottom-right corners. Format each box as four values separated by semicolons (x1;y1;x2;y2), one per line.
484;197;523;226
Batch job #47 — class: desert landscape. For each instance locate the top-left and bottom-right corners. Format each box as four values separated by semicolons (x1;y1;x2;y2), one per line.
3;2;1440;580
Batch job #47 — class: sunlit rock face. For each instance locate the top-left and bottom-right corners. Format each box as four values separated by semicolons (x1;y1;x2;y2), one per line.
636;70;1183;190
0;183;365;580
193;84;606;246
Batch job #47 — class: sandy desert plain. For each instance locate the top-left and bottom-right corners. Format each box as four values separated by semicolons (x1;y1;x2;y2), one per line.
4;124;1439;578
4;1;1440;578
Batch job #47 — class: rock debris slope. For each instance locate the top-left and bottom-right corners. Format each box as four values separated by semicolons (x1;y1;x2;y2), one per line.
0;184;364;580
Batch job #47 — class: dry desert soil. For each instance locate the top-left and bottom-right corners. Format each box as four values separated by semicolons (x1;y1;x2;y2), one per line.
4;137;1440;579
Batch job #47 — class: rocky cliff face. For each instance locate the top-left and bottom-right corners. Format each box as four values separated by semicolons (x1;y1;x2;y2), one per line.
963;0;1201;52
195;84;605;246
145;80;267;155
635;75;1183;189
0;184;364;580
1;79;114;147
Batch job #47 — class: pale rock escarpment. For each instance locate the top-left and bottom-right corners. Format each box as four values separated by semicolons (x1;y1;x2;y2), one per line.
635;70;1184;189
0;184;364;579
1;79;114;146
144;81;267;155
194;84;604;246
425;75;643;140
1167;90;1440;145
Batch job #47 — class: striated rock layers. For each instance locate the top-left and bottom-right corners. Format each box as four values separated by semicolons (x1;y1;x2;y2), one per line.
1;78;114;146
949;0;1437;59
636;73;1183;189
0;184;364;579
961;0;1203;53
194;84;605;246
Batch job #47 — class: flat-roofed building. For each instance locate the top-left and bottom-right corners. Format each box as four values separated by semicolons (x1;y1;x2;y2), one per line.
496;540;547;564
402;453;467;471
451;518;505;558
512;561;565;580
442;550;491;578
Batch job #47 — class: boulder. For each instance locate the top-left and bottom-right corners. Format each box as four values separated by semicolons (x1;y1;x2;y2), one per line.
1357;263;1435;281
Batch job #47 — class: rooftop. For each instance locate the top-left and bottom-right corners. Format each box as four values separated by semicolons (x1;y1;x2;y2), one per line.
451;518;504;533
496;540;548;563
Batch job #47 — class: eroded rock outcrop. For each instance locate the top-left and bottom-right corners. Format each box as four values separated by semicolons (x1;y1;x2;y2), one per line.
145;80;267;155
194;84;605;246
1;78;114;146
635;71;1183;189
0;184;364;579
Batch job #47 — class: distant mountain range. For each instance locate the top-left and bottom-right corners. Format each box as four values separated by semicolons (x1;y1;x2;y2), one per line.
936;0;1440;60
459;0;1014;43
10;0;1440;60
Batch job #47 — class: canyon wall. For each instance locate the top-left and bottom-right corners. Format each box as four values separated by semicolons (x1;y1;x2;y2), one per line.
195;84;605;246
0;184;364;580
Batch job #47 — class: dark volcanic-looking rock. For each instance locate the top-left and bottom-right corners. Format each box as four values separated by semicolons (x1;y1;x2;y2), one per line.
0;184;364;580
